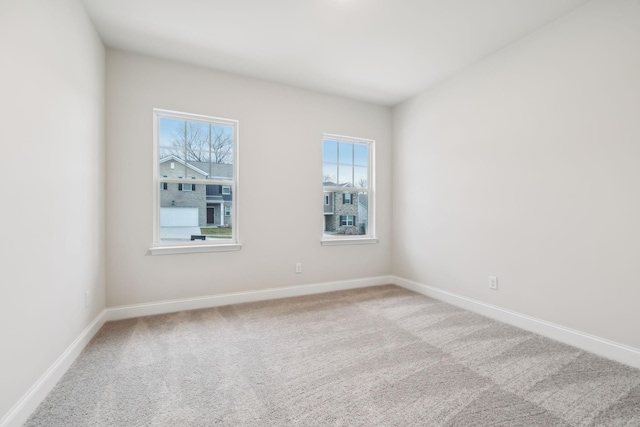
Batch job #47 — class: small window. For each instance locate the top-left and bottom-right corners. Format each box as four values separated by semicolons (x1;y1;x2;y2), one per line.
322;134;375;242
340;215;355;226
225;205;231;216
222;186;231;195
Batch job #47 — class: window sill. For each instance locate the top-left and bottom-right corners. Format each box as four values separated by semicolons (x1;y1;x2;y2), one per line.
321;238;379;246
150;243;242;255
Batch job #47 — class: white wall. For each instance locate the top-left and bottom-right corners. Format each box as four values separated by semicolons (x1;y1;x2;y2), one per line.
106;50;391;306
393;0;640;349
0;0;105;420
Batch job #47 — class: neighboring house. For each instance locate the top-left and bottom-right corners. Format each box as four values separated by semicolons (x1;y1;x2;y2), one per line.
323;185;367;235
159;156;233;228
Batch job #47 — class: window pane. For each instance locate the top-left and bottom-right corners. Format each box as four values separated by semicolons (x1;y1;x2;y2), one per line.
323;191;368;237
159;146;180;160
338;164;353;186
184;150;210;179
160;187;234;241
185;150;233;181
159;147;187;178
323;139;338;163
354;143;368;166
159;119;234;180
158;117;185;147
208;124;234;165
160;118;209;152
354;166;368;188
338;142;353;164
185;149;209;163
323;163;337;186
208;163;233;181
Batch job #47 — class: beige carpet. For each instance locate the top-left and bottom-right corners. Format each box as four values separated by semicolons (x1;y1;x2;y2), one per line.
26;285;640;426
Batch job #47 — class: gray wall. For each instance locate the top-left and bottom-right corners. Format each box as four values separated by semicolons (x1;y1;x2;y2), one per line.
392;0;640;349
106;49;392;307
0;0;105;420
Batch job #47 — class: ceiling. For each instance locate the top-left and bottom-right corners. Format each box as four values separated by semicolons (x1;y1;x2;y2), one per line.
81;0;591;106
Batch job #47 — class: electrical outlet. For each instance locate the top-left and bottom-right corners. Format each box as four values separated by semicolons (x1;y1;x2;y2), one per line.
488;276;498;290
85;290;91;308
295;263;302;274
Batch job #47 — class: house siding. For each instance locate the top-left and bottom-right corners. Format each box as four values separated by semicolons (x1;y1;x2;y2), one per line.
158;159;234;229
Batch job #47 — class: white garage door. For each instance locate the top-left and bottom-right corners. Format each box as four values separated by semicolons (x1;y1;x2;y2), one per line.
160;207;199;227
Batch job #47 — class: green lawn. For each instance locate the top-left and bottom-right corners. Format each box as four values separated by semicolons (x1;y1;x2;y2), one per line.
200;227;232;238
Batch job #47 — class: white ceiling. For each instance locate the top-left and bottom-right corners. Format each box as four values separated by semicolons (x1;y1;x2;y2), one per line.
81;0;590;106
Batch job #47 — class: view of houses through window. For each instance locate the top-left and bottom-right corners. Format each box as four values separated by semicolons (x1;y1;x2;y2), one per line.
322;135;373;238
155;110;237;245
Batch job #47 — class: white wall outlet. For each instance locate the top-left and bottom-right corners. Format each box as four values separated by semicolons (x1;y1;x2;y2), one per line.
488;276;498;290
85;290;91;308
295;263;302;274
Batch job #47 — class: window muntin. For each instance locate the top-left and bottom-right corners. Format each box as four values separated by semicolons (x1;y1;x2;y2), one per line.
154;109;238;250
323;139;369;188
322;134;374;240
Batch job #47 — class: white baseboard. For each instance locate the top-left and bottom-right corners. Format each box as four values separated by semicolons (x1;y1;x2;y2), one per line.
0;310;108;427
392;276;640;370
106;275;394;321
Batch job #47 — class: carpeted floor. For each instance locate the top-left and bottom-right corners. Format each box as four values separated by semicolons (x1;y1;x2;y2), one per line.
26;285;640;426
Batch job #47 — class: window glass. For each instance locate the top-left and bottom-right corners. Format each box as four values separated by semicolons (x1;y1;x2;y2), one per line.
323;140;338;163
338;142;353;164
155;110;238;248
322;134;373;240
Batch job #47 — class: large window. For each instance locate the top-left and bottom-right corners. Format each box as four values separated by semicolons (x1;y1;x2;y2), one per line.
322;134;375;243
152;109;239;254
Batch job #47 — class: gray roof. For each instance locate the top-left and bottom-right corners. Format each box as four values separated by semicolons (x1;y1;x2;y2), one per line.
160;156;233;180
323;182;355;188
187;161;233;180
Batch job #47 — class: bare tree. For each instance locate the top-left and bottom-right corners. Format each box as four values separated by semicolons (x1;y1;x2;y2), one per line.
169;121;233;164
357;178;368;188
208;126;233;164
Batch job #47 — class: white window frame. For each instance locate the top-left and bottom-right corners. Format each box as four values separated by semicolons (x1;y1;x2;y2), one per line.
151;109;240;255
224;205;231;216
340;215;355;226
321;133;377;245
222;185;231;195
